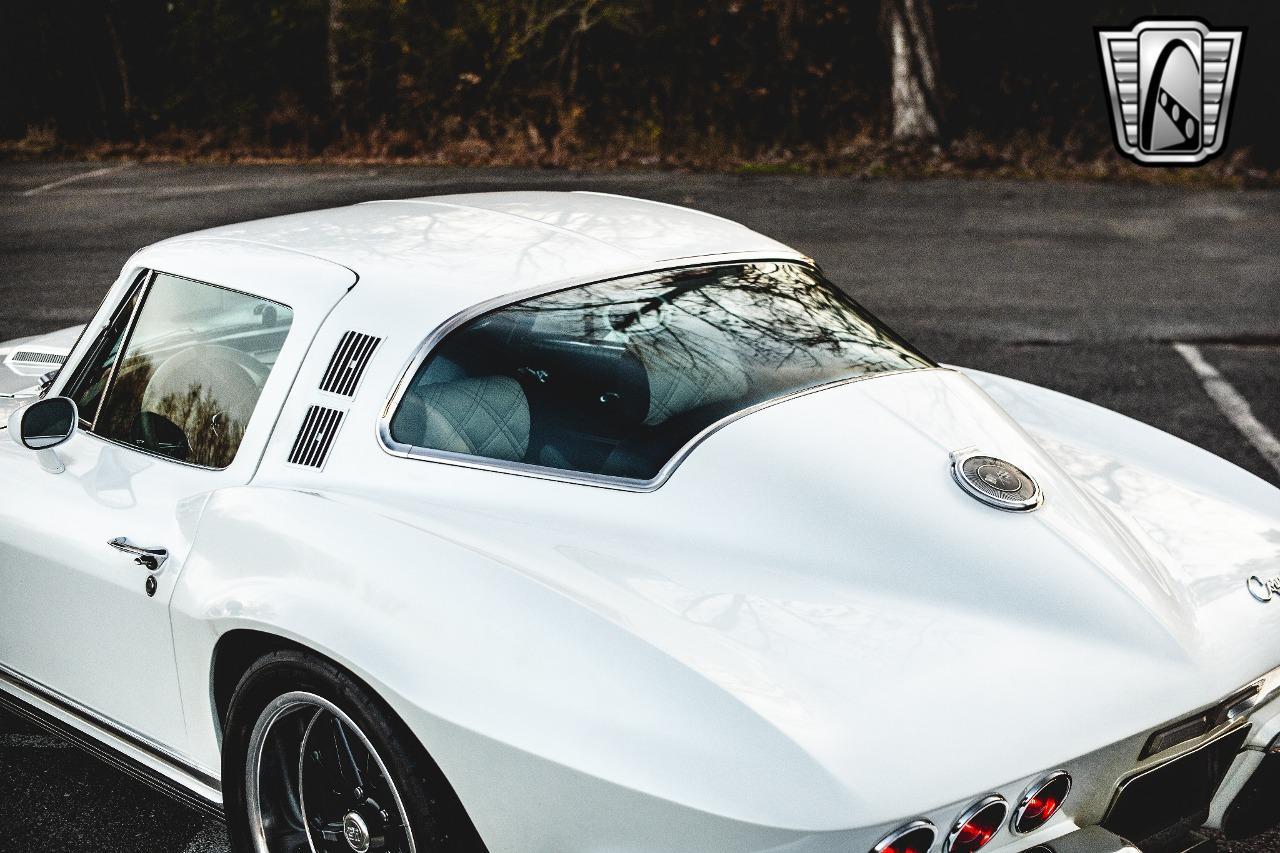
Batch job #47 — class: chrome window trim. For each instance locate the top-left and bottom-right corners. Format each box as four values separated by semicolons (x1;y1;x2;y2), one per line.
93;268;156;429
376;257;944;493
77;427;243;472
49;267;150;409
65;269;154;431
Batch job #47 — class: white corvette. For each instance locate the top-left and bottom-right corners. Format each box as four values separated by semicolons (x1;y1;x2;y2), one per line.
2;192;1280;853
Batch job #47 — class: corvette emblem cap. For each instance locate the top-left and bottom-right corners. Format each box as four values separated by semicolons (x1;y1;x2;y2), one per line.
342;812;372;853
951;450;1042;512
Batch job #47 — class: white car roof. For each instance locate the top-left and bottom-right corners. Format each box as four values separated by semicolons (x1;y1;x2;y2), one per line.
154;191;800;310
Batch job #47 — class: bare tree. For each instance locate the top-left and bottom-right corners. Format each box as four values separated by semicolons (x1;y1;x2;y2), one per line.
103;3;132;122
883;0;942;142
327;0;346;114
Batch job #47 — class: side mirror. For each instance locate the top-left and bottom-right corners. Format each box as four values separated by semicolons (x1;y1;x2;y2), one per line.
7;397;77;473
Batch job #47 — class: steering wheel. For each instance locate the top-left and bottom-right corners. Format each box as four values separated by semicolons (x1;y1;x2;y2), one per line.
137;344;266;464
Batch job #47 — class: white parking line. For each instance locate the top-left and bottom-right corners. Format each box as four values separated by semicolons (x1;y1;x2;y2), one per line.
79;182;261;197
73;171;381;197
1174;342;1280;477
180;821;231;853
21;162;134;197
1;732;71;748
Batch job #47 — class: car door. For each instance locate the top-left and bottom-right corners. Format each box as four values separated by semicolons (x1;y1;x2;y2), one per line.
0;268;299;755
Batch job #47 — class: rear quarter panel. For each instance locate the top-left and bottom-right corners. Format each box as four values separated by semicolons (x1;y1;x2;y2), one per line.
168;485;872;853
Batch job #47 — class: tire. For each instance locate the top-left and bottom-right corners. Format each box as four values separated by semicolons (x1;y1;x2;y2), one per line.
221;648;485;853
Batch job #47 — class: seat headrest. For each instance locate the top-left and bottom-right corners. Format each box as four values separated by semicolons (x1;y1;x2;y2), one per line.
627;326;749;427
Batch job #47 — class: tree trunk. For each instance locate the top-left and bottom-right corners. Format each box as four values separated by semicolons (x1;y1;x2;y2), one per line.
884;0;941;142
103;6;132;124
327;0;346;108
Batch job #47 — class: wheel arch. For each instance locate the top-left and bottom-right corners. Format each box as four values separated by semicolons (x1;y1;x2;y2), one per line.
208;627;491;852
210;627;305;739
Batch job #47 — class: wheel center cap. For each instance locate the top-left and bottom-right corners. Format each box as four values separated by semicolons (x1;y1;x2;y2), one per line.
342;811;372;853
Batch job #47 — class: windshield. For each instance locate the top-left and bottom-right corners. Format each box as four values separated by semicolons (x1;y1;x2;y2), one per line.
388;261;934;483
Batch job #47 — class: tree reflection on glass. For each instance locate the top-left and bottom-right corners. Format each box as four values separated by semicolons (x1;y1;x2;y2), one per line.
510;261;932;399
86;272;293;469
396;261;935;481
97;356;246;468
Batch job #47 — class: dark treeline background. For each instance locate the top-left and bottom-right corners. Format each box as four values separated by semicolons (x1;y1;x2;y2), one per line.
1;1;1276;171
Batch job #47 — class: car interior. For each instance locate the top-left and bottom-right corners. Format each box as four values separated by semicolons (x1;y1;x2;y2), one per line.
391;310;755;481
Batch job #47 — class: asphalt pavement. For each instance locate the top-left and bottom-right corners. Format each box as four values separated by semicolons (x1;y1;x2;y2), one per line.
1;162;1278;852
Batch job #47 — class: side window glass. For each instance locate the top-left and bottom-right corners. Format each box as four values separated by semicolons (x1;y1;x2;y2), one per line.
93;273;293;469
63;278;146;426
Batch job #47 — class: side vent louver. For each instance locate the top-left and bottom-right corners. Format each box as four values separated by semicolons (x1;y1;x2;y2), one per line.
288;406;344;469
12;351;68;365
319;331;382;396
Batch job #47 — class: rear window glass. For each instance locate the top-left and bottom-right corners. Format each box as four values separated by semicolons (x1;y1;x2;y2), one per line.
388;261;934;482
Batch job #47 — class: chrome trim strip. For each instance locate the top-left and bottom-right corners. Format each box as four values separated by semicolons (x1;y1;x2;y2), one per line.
0;689;224;820
1127;721;1252;784
0;660;220;791
380;367;936;493
1139;665;1280;764
1226;667;1280;724
376;256;945;493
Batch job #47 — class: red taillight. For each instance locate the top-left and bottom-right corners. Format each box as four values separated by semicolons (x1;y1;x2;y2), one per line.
871;820;936;853
946;796;1007;853
1012;771;1072;834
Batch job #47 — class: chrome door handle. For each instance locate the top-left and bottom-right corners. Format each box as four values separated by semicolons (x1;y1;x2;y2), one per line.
107;537;169;572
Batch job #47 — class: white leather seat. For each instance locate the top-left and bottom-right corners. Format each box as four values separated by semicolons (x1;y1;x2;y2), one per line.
395;375;531;463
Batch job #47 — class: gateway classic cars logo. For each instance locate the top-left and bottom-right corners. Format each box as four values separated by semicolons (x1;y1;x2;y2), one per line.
1096;18;1245;165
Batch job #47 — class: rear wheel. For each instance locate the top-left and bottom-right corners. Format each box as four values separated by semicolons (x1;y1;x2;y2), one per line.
222;649;482;853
